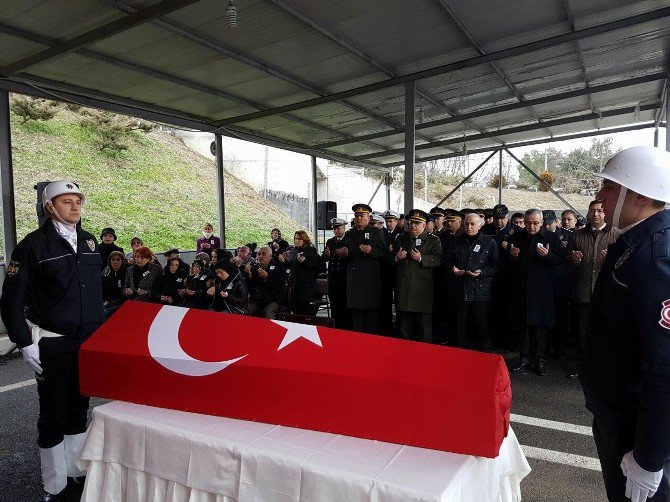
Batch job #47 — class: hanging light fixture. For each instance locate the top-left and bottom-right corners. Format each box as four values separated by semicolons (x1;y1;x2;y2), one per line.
226;0;237;29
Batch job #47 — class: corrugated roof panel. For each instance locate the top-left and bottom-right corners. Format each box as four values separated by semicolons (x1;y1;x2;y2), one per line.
0;33;44;65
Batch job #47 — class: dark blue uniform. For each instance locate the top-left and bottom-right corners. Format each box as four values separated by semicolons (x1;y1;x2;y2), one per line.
1;219;105;448
581;210;670;500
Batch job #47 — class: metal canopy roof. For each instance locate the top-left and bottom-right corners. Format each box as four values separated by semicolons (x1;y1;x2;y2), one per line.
1;0;669;169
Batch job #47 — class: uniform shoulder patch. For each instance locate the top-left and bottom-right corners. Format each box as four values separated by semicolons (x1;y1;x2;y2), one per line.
86;239;96;252
659;299;670;330
6;260;20;277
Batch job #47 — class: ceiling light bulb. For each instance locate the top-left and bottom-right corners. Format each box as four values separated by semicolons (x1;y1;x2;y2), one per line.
226;0;237;30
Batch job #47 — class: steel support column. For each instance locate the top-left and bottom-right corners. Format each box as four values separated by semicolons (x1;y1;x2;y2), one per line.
666;79;670;152
385;172;391;211
404;82;415;215
214;134;226;248
311;156;318;249
498;149;503;204
436;151;497;207
655;128;659;147
0;91;16;262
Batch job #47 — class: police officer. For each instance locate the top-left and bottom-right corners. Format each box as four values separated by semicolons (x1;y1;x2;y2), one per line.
394;209;443;342
1;180;105;501
341;203;386;334
321;218;352;330
580;146;670;502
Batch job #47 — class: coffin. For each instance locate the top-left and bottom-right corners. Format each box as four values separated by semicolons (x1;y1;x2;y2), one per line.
80;301;511;457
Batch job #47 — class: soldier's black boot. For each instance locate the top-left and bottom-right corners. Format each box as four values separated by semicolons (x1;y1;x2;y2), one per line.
42;489;66;502
511;358;529;373
534;359;547;376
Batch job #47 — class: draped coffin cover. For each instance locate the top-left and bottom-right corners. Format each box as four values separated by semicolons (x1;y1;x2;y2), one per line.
80;301;511;458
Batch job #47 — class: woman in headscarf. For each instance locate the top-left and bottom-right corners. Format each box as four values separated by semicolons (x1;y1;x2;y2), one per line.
154;257;188;305
123;246;163;302
287;230;319;315
101;250;127;318
207;259;249;314
179;259;210;309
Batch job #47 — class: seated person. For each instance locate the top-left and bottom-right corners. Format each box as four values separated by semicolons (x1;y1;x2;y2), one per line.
125;236;144;265
101;250;127;318
99;227;124;266
245;245;286;319
208;259;249;314
162;247;189;276
123;246;162;302
179;259;210;309
155;257;188;305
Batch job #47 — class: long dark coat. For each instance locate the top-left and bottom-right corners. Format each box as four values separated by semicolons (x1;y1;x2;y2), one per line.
507;227;564;327
288;245;319;303
394;230;442;313
343;225;387;310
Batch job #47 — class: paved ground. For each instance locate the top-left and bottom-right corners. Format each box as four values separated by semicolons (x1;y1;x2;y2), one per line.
0;347;606;502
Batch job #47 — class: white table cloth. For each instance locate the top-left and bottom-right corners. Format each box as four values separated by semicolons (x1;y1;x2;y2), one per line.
78;402;530;502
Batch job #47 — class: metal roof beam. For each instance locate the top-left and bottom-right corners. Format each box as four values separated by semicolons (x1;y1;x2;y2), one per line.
383;122;659;167
105;0;428;147
0;0;201;78
317;71;665;148
562;0;597;117
357;102;658;160
214;6;670;127
268;0;451;146
436;0;554;138
0;24;394;152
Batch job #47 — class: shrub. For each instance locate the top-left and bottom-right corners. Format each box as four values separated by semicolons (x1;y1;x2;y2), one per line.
538;171;554;192
10;96;59;124
489;174;507;189
79;110;154;152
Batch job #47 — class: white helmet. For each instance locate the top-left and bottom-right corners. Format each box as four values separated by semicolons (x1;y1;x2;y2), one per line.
595;146;670;203
42;180;84;208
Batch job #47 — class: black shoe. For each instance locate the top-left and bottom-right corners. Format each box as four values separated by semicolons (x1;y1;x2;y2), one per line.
42;489;66;502
566;370;578;379
511;362;529;373
535;362;547;376
558;353;567;361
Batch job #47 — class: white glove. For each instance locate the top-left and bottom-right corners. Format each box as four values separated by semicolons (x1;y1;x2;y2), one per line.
21;344;43;374
621;450;663;502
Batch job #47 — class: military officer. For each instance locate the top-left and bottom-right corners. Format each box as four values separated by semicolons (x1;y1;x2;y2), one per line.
435;208;464;344
394;209;443;342
429;207;446;233
1;180;105;501
321;218;352;330
340;204;386;334
580;146;670;502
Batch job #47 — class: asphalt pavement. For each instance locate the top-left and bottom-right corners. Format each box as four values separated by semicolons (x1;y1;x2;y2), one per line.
0;348;606;502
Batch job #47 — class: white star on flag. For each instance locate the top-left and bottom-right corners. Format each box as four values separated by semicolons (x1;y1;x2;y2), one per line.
271;320;322;351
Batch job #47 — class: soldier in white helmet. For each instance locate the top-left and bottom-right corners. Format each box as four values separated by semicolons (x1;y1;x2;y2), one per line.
0;180;104;501
580;146;670;502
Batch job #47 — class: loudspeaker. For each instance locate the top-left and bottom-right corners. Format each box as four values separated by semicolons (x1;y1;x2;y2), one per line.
316;200;337;230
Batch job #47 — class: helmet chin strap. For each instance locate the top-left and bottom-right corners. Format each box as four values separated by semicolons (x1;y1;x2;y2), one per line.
46;202;79;229
611;186;628;229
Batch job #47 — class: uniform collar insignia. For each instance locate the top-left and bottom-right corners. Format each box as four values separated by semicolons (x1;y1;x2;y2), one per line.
615;248;631;269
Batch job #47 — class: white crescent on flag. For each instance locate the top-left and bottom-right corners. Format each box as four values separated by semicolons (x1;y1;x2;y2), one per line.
148;306;247;377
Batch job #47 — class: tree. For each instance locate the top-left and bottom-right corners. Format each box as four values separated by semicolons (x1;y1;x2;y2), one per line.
538;171;554;192
488;174;507;188
10;95;59;124
518;147;563;185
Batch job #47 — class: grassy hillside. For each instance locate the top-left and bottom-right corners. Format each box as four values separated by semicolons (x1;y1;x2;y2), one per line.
4;111;303;259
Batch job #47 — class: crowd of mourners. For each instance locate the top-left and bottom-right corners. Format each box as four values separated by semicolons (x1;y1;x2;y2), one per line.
97;200;615;379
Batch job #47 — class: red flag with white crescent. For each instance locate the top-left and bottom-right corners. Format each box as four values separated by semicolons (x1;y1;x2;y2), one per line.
80;302;511;458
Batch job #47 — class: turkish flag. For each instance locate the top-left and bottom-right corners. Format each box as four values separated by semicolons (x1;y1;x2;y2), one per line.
80;301;511;457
